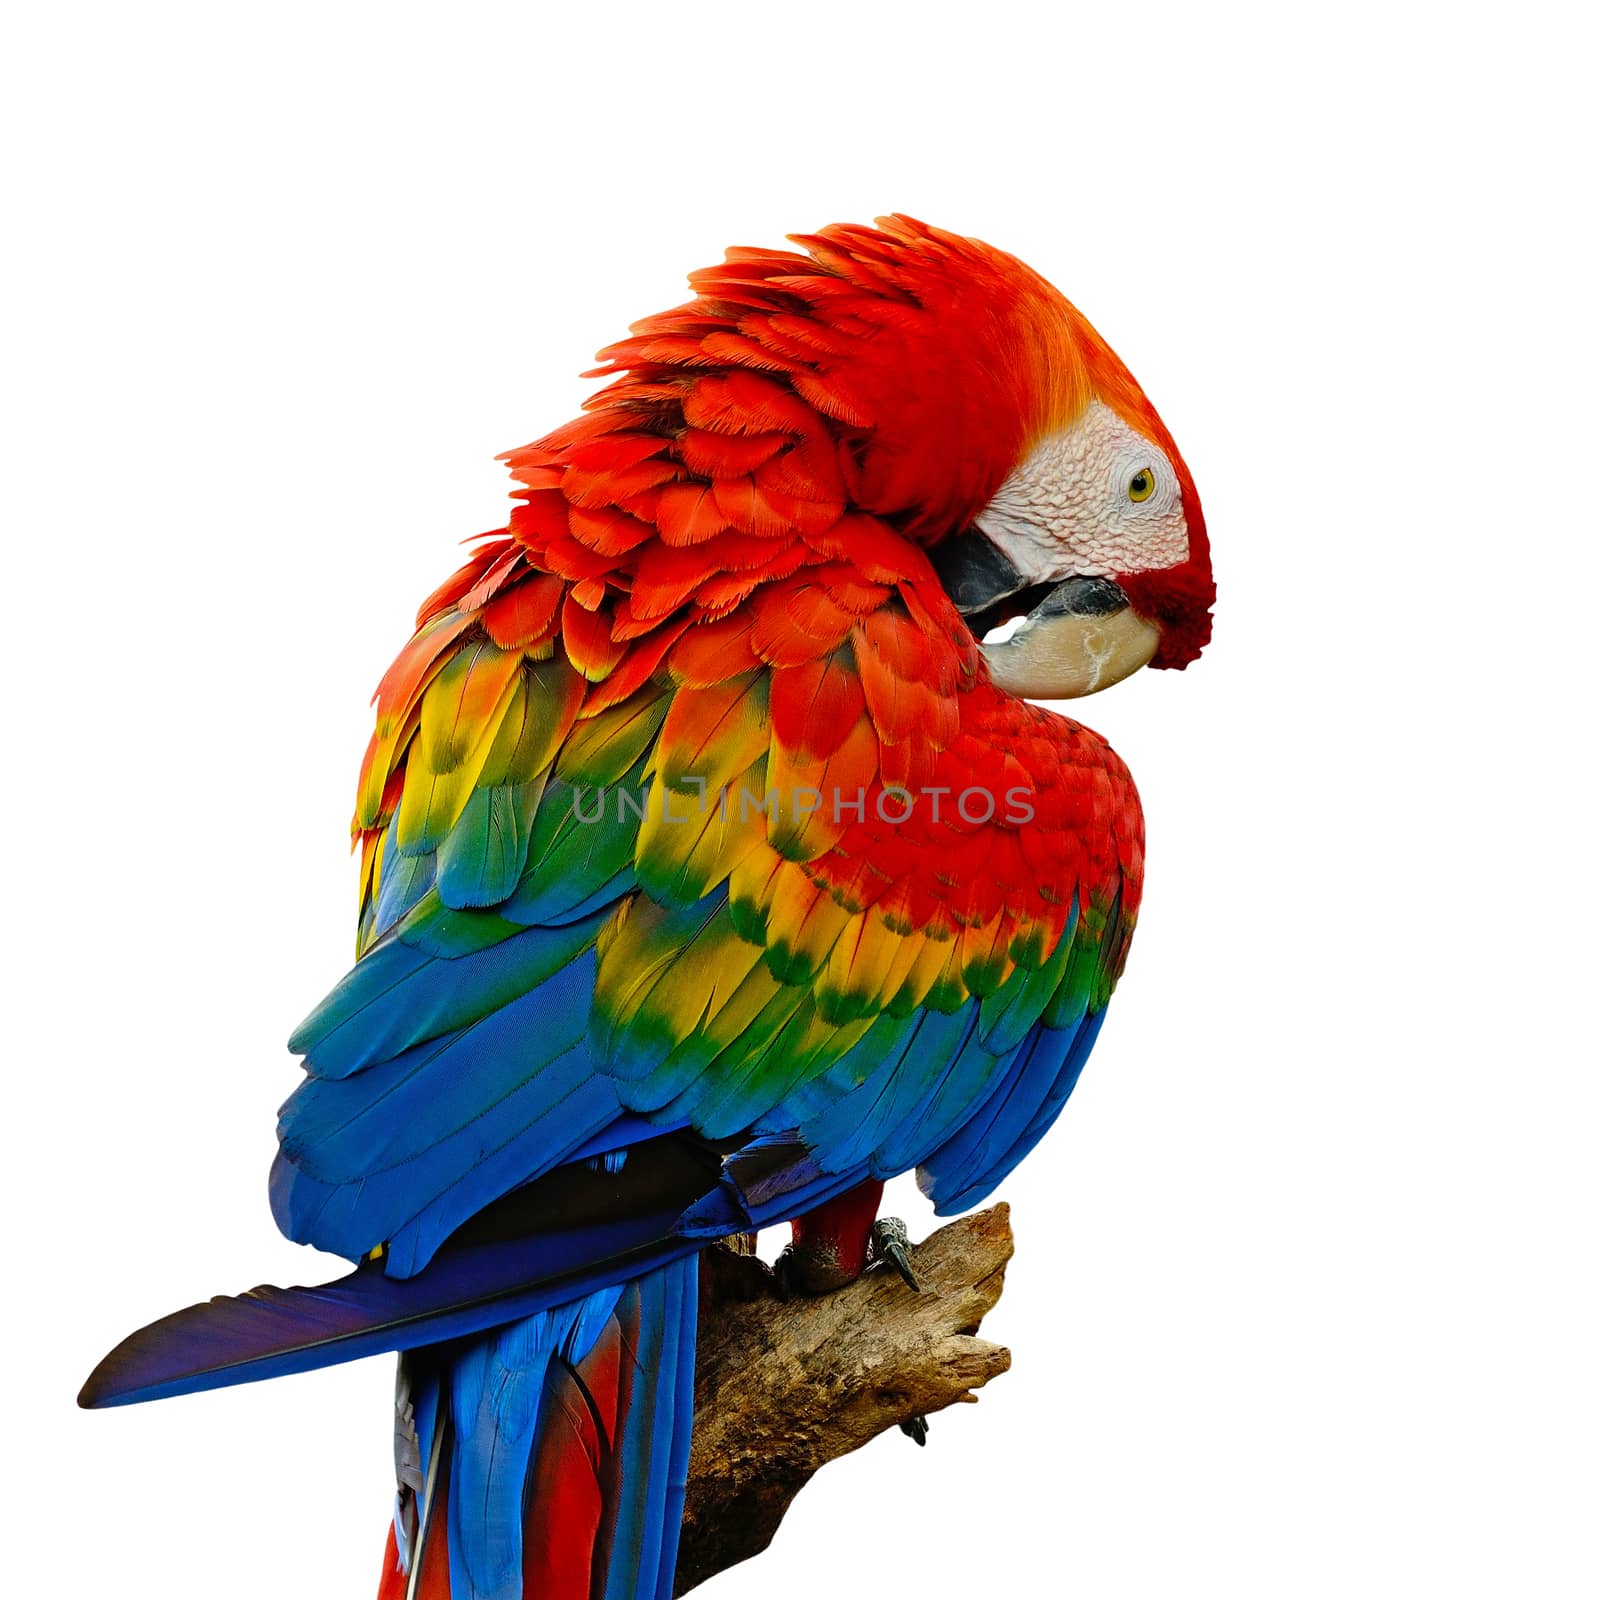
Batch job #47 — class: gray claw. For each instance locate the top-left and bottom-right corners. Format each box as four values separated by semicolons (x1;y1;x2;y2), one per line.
900;1414;929;1446
868;1217;921;1292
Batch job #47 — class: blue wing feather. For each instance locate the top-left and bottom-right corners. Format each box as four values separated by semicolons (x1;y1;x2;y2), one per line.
921;1006;1108;1213
287;910;608;1082
274;956;627;1266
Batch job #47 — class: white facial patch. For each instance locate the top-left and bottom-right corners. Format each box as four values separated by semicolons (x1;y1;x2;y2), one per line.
974;399;1189;585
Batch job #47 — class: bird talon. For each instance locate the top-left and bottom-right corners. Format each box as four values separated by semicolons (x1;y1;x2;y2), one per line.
868;1217;921;1292
900;1414;929;1446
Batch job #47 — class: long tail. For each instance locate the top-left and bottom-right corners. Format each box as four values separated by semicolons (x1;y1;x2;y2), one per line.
375;1255;698;1600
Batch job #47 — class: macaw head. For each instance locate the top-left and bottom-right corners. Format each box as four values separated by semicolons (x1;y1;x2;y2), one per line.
557;215;1211;702
927;367;1213;699
771;217;1215;699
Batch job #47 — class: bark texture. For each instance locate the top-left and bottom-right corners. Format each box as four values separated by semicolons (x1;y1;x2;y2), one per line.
675;1204;1015;1594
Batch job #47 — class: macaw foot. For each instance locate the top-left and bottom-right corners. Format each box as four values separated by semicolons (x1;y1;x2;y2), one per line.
867;1216;921;1292
777;1179;888;1295
775;1212;923;1295
773;1237;854;1295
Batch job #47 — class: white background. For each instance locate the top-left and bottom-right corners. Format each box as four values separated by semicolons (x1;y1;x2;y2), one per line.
5;3;1594;1596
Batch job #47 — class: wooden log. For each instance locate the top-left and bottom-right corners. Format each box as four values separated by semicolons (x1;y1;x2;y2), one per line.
675;1204;1016;1593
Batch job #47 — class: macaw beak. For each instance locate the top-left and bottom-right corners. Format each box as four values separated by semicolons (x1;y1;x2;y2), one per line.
931;530;1161;700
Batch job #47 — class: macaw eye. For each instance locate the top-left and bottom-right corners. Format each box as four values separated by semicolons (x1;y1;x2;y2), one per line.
1127;468;1156;503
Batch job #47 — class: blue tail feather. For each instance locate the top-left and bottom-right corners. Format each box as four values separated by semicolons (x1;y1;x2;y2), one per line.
408;1259;697;1600
448;1311;569;1600
599;1257;698;1600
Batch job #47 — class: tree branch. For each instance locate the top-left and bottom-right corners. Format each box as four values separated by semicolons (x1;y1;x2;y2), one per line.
675;1204;1016;1594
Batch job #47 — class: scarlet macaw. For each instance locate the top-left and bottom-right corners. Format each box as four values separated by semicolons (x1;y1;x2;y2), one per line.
82;216;1214;1599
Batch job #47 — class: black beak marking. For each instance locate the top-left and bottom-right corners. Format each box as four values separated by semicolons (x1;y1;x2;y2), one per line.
1031;576;1129;618
932;531;1131;634
930;529;1027;615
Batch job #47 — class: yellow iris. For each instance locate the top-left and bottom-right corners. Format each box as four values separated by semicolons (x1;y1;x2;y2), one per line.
1128;468;1155;503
